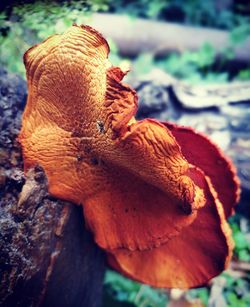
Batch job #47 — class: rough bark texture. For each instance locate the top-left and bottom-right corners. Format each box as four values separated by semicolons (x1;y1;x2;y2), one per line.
0;69;105;307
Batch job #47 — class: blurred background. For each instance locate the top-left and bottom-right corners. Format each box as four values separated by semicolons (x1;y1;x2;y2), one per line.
0;1;249;306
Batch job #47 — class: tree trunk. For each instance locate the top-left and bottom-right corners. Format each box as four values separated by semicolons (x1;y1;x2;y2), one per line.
0;69;105;307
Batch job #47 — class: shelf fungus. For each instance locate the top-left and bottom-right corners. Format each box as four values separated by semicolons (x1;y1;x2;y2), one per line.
19;25;240;289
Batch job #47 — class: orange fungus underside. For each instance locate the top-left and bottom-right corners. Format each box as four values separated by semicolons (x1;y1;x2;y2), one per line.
19;24;240;289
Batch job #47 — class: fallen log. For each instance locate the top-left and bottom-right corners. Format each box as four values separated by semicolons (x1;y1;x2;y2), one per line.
89;13;250;63
0;167;105;307
0;69;105;307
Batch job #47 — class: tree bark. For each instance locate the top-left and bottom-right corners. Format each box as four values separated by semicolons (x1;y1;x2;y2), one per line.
0;69;105;307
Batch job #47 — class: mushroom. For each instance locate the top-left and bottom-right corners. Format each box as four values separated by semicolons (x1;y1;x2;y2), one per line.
19;24;240;288
164;122;240;218
108;167;234;288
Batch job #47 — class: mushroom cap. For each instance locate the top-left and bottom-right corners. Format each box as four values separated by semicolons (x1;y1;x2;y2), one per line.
164;122;240;217
19;25;206;251
19;24;240;288
108;167;234;289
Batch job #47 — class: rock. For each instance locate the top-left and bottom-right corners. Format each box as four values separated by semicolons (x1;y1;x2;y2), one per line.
135;81;170;118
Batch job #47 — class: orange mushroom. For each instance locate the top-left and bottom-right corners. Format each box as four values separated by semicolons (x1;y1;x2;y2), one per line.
19;24;240;288
108;167;234;288
164;122;240;218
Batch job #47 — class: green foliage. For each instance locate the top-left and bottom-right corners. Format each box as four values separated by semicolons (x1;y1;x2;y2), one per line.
132;43;230;84
133;53;155;75
188;287;209;306
133;40;250;83
157;43;224;83
0;0;110;76
103;270;168;307
222;273;250;307
230;216;250;262
237;69;250;81
108;0;250;30
230;23;250;46
177;0;249;30
107;0;168;20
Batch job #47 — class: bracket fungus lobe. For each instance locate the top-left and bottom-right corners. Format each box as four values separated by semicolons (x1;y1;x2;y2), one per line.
19;24;240;289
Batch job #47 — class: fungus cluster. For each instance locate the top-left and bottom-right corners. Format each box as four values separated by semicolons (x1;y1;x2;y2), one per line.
19;25;240;289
